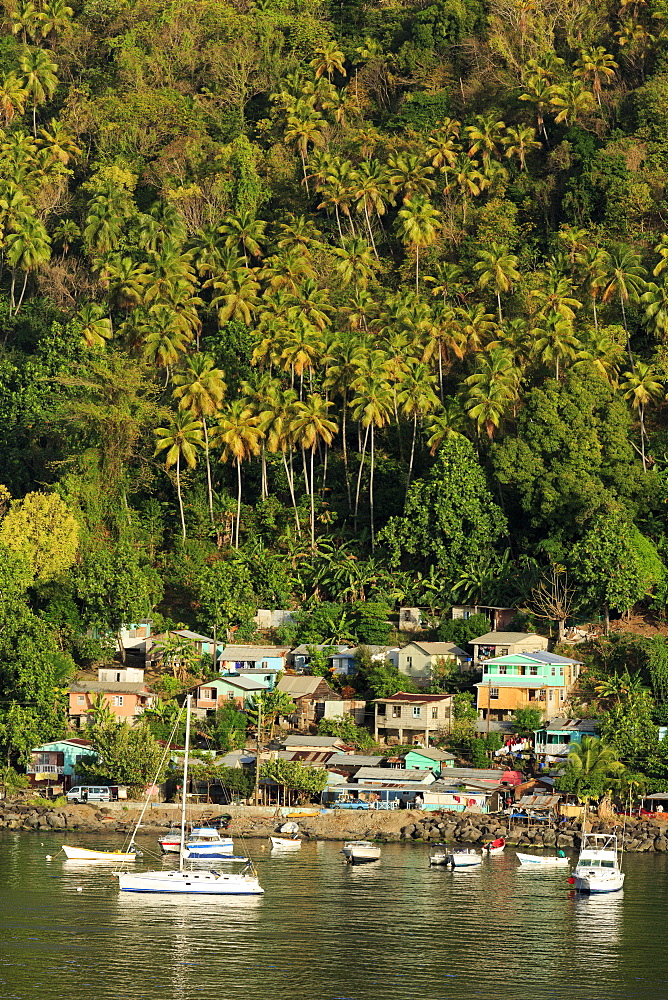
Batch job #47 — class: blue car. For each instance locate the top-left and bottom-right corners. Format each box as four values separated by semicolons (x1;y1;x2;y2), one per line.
333;800;369;810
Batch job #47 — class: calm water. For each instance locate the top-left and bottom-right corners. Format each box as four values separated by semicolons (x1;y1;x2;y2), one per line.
1;830;668;1000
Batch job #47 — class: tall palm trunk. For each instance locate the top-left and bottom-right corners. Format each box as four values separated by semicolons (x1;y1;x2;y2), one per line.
496;290;503;324
370;423;376;552
639;401;647;472
176;453;186;541
282;449;301;537
406;411;418;498
203;417;214;527
235;459;242;548
363;201;378;258
309;446;316;551
342;390;351;510
620;295;635;371
354;424;370;532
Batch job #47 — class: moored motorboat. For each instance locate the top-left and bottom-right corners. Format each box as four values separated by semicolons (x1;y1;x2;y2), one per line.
341;840;381;864
270;837;301;848
483;837;505;855
445;849;482;868
182;827;234;858
517;852;570;867
62;845;139;862
158;828;181;854
570;832;625;894
429;843;450;865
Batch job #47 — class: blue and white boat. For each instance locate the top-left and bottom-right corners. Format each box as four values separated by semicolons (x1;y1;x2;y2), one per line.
183;827;234;858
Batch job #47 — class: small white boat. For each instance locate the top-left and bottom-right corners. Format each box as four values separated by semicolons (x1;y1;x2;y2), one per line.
429;843;450;865
517;852;570;867
158;828;182;854
570;832;625;894
270;837;301;849
62;845;139;862
341;840;381;864
445;849;483;868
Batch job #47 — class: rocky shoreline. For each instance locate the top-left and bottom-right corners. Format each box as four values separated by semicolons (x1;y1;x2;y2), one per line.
1;800;667;852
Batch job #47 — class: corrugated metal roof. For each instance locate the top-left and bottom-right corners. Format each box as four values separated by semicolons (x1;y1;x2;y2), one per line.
282;735;344;747
515;793;561;808
373;691;453;703
70;681;152;694
277;676;338;697
219;645;290;659
327;754;386;768
543;718;600;732
410;642;469;658
471;632;544;645
525;651;582;666
173;629;212;642
355;767;435;783
291;644;350;655
403;748;456;761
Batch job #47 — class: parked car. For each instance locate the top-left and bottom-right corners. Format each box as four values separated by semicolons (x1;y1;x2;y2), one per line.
66;786;111;804
333;800;369;810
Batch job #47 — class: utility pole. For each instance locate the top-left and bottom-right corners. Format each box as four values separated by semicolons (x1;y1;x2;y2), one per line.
254;694;262;807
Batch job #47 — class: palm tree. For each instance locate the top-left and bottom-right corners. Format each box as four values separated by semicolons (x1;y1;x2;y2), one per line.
18;47;58;136
531;313;581;379
446;153;486;224
323;336;368;507
642;280;668;341
530;274;582;323
285;111;327;193
502;125;541;170
387;153;436;203
352;159;389;255
78;302;112;348
351;377;394;549
397;195;441;292
209;262;260;325
290;393;338;550
574;46;618;106
310;41;347;82
331;237;377;290
172;355;227;525
396;361;440;493
463;349;520;439
154;412;203;541
465;115;506;166
576;246;608;332
139;305;192;379
5;215;51;315
473;243;521;323
557;736;625;803
620;362;664;471
315;156;358;242
215;400;263;548
519;74;554;142
40;0;74;42
0;72;27;124
549;78;595;126
601;246;647;367
218;210;266;265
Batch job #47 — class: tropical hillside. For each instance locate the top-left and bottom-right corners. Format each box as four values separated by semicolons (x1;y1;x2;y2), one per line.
4;0;668;772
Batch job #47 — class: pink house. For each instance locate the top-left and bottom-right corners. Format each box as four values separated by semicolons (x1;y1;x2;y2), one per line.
69;667;156;727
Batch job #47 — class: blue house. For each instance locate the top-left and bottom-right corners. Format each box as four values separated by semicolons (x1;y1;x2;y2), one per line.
217;644;290;674
27;738;98;790
533;718;600;763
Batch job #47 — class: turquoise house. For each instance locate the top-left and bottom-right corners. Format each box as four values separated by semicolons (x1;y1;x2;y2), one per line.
402;748;456;777
27;738;98;790
193;674;271;715
476;651;582;722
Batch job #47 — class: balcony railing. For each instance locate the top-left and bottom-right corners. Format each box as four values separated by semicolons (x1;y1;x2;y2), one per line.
26;764;65;774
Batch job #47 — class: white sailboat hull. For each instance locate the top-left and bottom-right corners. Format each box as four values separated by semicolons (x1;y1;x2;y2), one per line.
270;837;301;848
62;845;138;862
117;869;264;895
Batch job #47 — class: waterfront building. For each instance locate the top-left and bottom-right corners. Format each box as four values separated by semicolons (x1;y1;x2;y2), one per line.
532;718;600;763
401;747;457;776
26;738;97;790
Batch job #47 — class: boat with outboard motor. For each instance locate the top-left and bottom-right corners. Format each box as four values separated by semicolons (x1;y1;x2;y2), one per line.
569;832;625;894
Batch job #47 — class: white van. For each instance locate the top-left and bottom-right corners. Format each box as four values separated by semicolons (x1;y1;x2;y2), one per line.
66;786;111;804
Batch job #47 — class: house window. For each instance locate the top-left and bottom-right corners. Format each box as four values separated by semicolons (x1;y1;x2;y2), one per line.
392;706;401;718
77;695;85;704
377;704;386;716
262;661;268;668
549;690;553;701
483;665;489;674
228;692;235;701
530;666;538;676
560;690;565;701
431;707;438;719
500;648;508;657
489;688;499;700
113;696;124;707
406;656;413;669
413;706;422;718
560;667;564;676
551;667;556;676
540;689;546;700
498;666;507;675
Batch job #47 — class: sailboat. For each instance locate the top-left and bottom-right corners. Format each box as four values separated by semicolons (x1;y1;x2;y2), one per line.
116;695;264;895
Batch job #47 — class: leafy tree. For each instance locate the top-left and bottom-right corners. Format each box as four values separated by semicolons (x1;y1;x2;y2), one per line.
318;714;374;749
0;492;78;583
79;720;167;791
209;704;248;752
382;438;507;594
513;707;543;734
438;612;490;646
554;736;625;802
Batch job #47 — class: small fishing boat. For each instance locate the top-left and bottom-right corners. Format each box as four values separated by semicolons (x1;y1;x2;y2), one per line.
270;837;301;848
482;837;505;855
341;840;381;864
517;852;570;867
445;849;483;869
569;832;625;894
158;828;182;854
62;845;140;862
429;843;450;865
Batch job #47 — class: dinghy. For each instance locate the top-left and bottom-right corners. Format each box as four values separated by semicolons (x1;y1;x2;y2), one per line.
517;852;570;867
62;845;139;862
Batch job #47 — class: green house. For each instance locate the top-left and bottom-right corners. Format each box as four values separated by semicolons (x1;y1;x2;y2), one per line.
402;747;456;777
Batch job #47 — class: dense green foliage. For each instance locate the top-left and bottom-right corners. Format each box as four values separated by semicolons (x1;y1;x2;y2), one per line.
6;0;668;785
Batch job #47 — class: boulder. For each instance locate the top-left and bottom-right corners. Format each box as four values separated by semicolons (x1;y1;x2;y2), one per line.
654;837;667;852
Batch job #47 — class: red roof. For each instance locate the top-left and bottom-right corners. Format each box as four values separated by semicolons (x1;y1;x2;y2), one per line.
373;691;453;703
501;770;524;786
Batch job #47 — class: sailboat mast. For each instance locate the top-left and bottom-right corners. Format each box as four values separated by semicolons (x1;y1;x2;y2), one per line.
179;693;192;871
